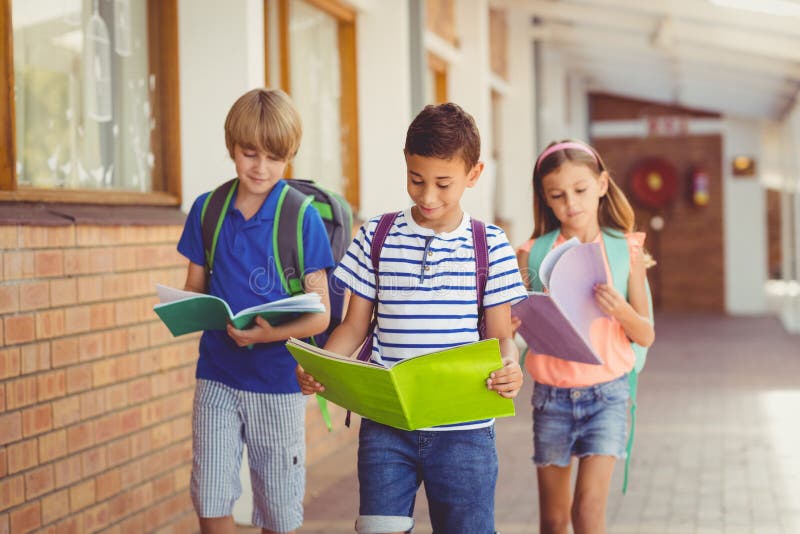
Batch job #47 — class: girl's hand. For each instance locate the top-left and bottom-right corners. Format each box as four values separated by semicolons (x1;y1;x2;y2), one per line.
593;283;632;321
487;358;523;399
296;364;325;395
226;316;276;346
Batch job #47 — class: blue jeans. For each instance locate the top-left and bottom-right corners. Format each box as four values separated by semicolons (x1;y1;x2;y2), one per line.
356;419;498;534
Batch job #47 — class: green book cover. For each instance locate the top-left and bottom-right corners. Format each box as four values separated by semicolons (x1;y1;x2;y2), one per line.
286;337;515;431
153;284;324;336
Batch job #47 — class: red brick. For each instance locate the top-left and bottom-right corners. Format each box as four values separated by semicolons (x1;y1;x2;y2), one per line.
50;278;78;307
53;455;82;488
82;502;110;533
3;251;35;281
0;285;19;314
0;512;6;534
20;226;75;249
150;423;172;450
67;422;94;453
81;447;107;477
22;404;52;437
34;250;64;278
25;464;55;499
4;315;35;345
105;384;128;411
0;475;24;512
0;384;4;412
105;439;130;468
78;333;104;362
50;338;79;368
117;354;140;381
130;430;152;459
38;429;68;463
51;396;80;428
103;330;128;357
19;281;50;311
20;341;50;374
6;376;38;410
55;515;83;534
0;348;20;379
35;309;66;340
69;479;95;512
0;226;18;248
0;448;6;477
127;378;151;404
94;414;122;444
77;276;103;303
80;390;106;420
89;303;115;330
9;501;40;533
91;359;117;388
117;512;144;534
120;408;142;434
126;325;149;351
7;438;38;474
152;472;175;500
120;461;142;488
37;371;66;402
87;247;114;273
64;306;91;335
41;488;70;525
95;469;121;500
0;413;22;446
65;364;92;394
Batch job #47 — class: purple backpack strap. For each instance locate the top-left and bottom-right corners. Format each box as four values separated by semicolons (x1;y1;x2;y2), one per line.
345;212;399;427
471;219;489;339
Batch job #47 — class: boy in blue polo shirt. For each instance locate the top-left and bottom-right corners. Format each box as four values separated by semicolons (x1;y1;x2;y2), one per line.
298;102;527;533
177;88;335;534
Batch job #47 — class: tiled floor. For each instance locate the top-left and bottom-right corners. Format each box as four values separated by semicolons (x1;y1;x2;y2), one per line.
239;312;800;533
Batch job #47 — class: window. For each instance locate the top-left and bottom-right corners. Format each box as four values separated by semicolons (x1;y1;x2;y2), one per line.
267;0;359;211
0;0;180;205
426;53;448;104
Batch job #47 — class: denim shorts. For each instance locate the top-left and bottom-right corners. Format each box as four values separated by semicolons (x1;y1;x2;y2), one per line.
356;418;498;534
532;374;629;467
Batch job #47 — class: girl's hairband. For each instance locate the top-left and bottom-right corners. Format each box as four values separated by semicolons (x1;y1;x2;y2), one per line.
535;141;598;171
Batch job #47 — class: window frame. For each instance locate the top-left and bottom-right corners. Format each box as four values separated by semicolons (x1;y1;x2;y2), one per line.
269;0;360;212
0;0;181;206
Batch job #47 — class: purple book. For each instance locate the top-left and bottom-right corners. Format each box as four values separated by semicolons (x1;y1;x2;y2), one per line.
512;240;607;365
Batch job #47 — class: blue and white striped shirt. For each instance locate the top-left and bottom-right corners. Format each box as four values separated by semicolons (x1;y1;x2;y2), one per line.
333;209;527;430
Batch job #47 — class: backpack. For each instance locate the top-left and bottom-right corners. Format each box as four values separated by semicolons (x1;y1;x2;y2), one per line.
527;228;653;494
344;211;491;427
201;178;353;429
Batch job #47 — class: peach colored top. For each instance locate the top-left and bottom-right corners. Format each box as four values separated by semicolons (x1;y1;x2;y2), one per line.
518;232;645;388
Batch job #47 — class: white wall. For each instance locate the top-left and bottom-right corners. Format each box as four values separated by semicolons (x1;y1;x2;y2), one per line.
178;0;265;212
722;117;768;314
354;0;413;220
496;8;536;248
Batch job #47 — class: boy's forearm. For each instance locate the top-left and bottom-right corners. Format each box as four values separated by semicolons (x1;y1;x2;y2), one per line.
268;309;331;342
498;336;520;363
323;316;371;357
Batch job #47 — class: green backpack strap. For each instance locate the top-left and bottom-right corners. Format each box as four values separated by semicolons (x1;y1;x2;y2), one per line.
602;229;653;494
527;230;560;293
200;178;238;288
274;185;313;296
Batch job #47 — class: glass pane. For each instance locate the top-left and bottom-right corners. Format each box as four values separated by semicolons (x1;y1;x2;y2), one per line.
12;0;153;192
289;0;343;195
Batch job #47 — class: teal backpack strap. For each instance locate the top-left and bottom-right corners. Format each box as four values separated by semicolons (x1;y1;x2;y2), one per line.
527;230;560;293
200;178;238;288
602;229;653;494
274;185;313;296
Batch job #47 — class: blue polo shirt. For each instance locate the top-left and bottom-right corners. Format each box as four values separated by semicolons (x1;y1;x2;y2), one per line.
178;179;335;393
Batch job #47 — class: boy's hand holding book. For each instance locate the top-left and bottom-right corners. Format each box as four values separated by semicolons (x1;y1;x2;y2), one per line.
486;357;523;399
227;316;280;347
296;364;324;395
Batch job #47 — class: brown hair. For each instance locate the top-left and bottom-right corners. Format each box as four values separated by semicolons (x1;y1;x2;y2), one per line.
224;88;302;160
404;103;480;171
531;140;635;238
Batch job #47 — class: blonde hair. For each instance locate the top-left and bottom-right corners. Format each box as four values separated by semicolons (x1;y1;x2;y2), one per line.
224;88;302;161
531;139;635;238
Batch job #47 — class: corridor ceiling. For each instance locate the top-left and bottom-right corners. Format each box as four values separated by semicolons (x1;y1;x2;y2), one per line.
499;0;800;119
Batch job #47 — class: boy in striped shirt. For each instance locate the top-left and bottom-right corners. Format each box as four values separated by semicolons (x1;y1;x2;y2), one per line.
298;103;527;534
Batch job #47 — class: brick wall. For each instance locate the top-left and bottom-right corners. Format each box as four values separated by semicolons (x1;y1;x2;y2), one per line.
0;221;356;533
590;93;725;312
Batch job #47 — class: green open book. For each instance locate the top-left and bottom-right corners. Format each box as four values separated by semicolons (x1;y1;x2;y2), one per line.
286;337;515;431
153;284;324;336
